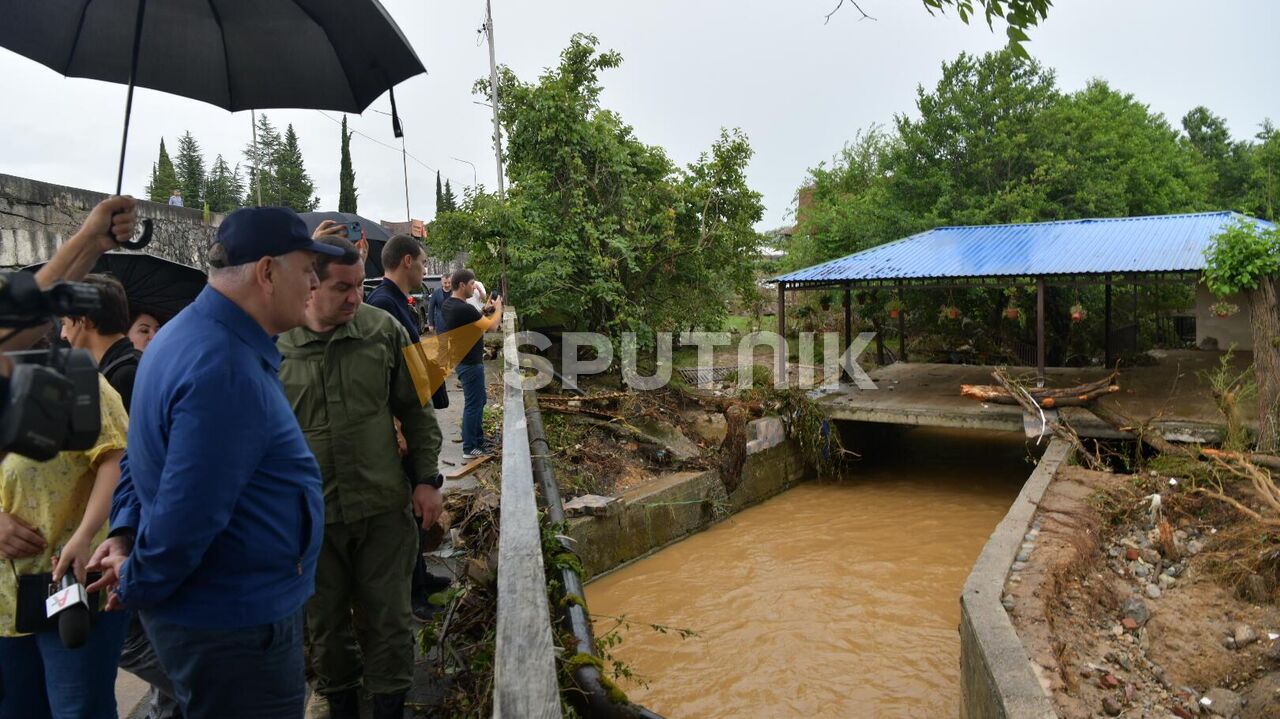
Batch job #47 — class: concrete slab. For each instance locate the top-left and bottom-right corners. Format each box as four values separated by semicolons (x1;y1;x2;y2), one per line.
821;350;1249;442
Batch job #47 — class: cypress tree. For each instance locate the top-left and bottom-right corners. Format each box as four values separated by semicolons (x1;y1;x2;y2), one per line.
339;115;358;213
145;139;180;203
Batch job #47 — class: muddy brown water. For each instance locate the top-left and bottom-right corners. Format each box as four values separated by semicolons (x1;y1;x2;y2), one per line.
586;427;1036;718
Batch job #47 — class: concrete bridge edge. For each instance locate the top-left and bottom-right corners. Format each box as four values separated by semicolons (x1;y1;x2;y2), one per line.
959;438;1072;719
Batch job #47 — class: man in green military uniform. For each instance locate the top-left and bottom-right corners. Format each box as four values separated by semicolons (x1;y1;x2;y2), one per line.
277;237;443;719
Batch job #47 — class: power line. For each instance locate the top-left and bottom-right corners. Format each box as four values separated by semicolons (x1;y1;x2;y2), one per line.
314;110;440;174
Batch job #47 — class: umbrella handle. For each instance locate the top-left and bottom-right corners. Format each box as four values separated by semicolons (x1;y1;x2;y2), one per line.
117;218;154;251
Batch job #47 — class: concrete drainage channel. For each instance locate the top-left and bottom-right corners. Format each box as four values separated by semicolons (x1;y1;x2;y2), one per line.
960;437;1074;719
563;415;806;579
531;387;1073;717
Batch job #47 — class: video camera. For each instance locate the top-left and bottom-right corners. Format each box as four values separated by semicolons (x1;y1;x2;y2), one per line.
0;271;102;461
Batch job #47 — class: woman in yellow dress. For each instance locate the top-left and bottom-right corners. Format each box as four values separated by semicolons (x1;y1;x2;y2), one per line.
0;374;130;719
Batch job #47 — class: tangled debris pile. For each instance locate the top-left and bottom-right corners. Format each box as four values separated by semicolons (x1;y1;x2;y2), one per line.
1008;461;1280;719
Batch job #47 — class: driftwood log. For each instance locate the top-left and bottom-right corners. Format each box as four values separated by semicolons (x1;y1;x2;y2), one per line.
961;372;1120;408
1201;448;1280;471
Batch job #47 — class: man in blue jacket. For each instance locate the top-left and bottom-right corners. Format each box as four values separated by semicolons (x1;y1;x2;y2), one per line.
89;207;346;719
427;272;451;335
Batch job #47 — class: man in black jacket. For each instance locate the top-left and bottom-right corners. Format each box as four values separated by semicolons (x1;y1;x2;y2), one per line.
365;235;451;622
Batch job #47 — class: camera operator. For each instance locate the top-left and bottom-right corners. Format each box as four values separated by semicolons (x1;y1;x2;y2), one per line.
0;196;137;354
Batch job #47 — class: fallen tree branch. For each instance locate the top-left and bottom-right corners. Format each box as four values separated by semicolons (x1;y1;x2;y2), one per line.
1088;403;1197;459
962;383;1119;407
991;368;1106;470
1202;448;1280;471
1190;487;1280;527
961;372;1119;407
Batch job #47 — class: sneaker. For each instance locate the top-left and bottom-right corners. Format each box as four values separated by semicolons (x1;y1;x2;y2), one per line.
462;448;491;460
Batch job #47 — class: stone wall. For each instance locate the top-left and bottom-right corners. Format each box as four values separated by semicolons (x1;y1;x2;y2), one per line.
0;173;223;271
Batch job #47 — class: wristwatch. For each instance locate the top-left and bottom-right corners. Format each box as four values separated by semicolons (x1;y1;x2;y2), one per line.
414;473;445;490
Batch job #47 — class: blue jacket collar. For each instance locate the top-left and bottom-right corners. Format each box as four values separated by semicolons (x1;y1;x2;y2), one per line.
195;286;283;371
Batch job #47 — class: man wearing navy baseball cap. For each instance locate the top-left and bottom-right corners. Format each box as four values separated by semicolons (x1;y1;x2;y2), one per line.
90;208;346;719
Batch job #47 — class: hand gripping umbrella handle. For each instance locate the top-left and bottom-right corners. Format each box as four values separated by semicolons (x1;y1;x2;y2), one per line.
117;218;154;251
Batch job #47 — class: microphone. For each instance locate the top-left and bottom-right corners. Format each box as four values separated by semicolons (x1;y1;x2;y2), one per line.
46;572;91;648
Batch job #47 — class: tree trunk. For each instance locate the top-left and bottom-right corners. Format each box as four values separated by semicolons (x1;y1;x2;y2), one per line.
1248;277;1280;452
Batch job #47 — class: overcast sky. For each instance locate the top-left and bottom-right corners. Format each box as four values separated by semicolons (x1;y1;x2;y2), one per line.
2;1;1277;231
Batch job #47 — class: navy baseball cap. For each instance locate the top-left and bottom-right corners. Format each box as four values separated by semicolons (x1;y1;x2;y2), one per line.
214;207;346;266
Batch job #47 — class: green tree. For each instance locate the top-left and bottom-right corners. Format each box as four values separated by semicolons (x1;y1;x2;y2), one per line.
888;49;1062;226
338;115;358;213
275;124;319;212
1182;107;1255;211
829;0;1052;57
145;138;179;203
1247;120;1280;221
435;171;445;215
174;131;206;208
204;155;243;213
442;180;458;212
431;34;763;336
243;113;282;206
1204;219;1280;451
1033;81;1208;218
794;49;1211;266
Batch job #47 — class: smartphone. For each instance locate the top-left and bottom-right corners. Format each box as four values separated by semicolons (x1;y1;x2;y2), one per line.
340;221;362;242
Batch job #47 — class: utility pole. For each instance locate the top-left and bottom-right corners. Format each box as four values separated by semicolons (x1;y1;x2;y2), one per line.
484;0;505;201
485;0;509;299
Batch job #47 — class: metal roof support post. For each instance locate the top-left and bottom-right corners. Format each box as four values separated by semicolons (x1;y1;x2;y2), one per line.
1133;282;1140;353
776;282;787;386
897;282;907;363
1104;277;1113;368
1036;276;1046;387
843;284;852;359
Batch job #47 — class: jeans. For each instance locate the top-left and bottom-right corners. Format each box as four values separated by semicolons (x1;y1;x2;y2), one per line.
141;609;305;719
0;609;130;719
118;615;182;718
456;362;487;453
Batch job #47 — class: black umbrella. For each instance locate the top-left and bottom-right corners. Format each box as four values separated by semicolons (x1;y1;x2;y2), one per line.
26;253;207;323
300;211;391;277
1;0;425;246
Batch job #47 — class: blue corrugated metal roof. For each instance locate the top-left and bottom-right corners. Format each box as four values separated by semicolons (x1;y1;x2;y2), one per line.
774;212;1276;284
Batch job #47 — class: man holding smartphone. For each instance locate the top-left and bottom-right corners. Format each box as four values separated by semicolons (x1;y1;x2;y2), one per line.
440;269;502;459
